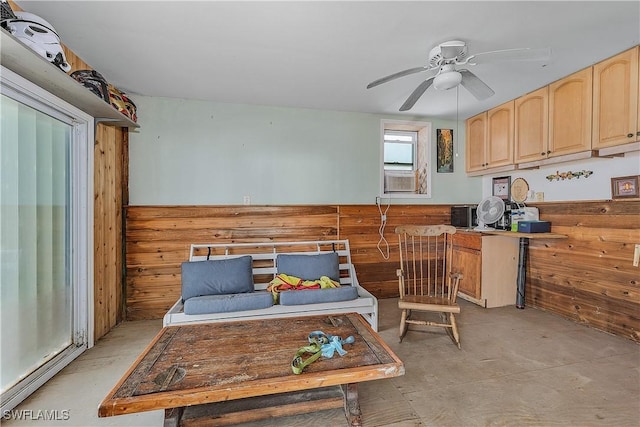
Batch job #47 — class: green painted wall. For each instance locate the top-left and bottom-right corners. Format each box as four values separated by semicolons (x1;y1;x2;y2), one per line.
129;96;480;205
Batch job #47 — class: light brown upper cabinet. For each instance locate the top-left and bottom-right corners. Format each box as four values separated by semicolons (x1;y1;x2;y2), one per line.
466;46;640;175
486;101;515;166
548;67;593;156
465;112;487;173
592;46;639;149
466;101;515;175
515;87;548;164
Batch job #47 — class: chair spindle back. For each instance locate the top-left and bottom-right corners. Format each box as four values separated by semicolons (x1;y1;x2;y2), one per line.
396;225;458;304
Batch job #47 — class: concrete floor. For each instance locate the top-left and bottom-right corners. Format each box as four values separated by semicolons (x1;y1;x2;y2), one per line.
3;298;639;427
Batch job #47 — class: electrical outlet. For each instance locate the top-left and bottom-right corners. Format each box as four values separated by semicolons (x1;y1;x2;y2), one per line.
243;196;251;205
633;244;640;267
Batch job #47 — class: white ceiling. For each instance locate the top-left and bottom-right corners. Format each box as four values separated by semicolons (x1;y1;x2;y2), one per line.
13;1;640;120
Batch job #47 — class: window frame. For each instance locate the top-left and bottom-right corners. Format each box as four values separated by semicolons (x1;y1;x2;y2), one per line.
379;119;432;198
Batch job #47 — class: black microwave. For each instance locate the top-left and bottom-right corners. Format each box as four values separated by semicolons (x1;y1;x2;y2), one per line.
450;205;478;228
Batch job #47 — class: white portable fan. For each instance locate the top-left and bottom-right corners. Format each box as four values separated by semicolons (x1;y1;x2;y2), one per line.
474;196;505;231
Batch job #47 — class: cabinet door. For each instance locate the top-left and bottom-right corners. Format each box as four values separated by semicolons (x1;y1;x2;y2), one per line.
515;87;549;163
454;246;482;301
481;236;519;308
549;67;593;155
592;46;639;148
465;112;487;172
486;100;514;167
452;233;482;302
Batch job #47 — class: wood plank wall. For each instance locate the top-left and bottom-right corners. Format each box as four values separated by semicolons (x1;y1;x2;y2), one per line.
527;200;640;342
124;204;449;319
94;125;127;339
338;205;450;297
125;206;340;320
124;202;639;342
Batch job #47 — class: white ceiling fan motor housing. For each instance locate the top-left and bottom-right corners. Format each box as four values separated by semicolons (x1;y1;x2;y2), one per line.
428;40;468;67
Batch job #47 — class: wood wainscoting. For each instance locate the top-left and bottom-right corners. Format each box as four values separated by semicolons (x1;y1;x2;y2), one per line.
123;202;639;342
125;206;339;321
337;205;450;298
527;200;640;342
124;205;449;320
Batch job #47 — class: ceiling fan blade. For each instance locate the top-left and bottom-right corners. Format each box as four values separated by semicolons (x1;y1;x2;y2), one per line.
399;77;435;111
459;69;494;100
463;47;551;65
366;66;432;89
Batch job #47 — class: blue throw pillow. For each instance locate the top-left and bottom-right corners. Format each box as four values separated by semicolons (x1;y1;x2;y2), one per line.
276;252;340;281
181;256;253;300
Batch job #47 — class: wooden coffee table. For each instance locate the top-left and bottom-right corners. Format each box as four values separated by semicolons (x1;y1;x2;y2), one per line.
98;313;404;426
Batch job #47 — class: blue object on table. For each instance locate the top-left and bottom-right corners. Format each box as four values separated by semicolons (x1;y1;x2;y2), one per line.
517;221;551;233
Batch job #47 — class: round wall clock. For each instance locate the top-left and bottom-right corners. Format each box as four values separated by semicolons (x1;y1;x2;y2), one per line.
511;178;529;203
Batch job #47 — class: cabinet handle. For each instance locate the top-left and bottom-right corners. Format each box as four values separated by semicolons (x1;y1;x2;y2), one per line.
636;131;640;137
541;152;546;156
547;150;551;154
628;133;634;138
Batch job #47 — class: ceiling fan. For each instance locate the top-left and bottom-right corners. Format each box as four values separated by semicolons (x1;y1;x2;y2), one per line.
367;40;551;111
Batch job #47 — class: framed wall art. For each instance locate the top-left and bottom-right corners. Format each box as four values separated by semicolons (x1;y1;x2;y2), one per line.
492;176;511;201
436;128;453;173
611;175;640;199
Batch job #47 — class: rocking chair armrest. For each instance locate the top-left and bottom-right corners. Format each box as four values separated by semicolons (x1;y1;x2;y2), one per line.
449;272;463;281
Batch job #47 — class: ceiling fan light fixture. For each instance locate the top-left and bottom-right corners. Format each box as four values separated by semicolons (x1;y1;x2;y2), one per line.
433;71;462;91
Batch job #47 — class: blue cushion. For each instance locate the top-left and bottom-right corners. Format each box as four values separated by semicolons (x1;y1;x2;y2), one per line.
184;292;273;315
276;252;340;281
181;256;253;300
279;286;358;306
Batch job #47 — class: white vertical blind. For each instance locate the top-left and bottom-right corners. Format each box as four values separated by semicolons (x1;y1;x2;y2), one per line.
1;95;72;393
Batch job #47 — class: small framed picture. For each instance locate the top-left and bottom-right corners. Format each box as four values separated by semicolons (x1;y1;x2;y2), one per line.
611;175;640;199
436;129;454;173
492;176;511;200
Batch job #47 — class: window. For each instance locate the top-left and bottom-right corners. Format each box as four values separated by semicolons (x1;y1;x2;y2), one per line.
384;130;417;171
380;120;431;197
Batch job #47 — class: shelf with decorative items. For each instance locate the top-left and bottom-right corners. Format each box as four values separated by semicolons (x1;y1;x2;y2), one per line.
545;169;594;182
0;29;139;129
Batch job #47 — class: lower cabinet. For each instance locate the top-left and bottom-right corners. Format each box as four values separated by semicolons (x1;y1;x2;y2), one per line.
452;231;519;308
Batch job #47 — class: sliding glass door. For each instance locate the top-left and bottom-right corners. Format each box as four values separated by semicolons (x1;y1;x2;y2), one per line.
1;68;92;412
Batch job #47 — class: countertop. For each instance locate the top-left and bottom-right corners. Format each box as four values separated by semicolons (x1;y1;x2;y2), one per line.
455;228;567;239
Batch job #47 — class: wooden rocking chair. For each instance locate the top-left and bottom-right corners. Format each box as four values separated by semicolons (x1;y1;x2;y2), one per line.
395;225;463;348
